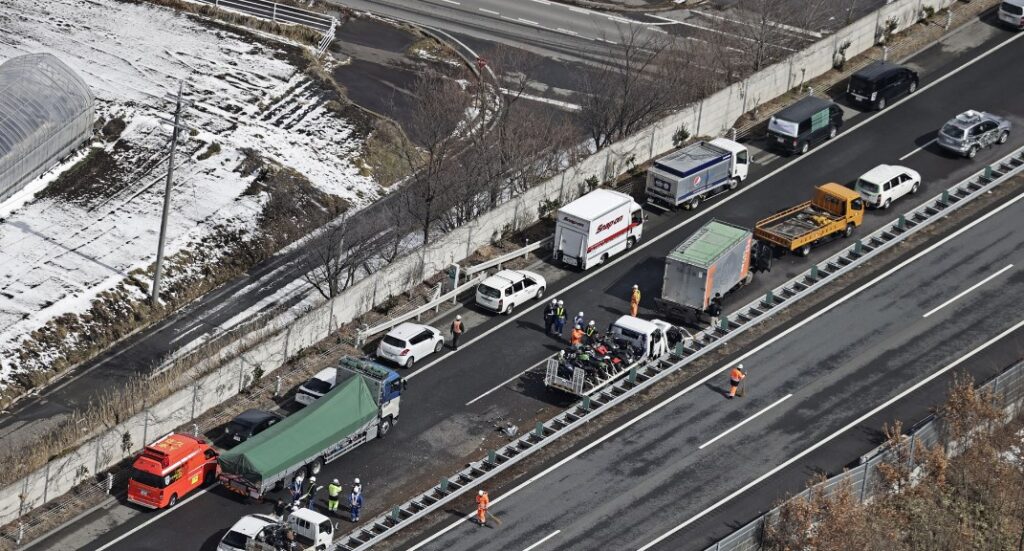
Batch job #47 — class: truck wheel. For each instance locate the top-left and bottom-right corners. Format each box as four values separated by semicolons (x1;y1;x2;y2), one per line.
875;97;886;110
799;244;811;257
204;469;216;486
168;494;178;508
967;145;978;159
999;131;1009;145
688;196;700;210
728;177;740;191
828;125;838;139
743;272;754;285
626;236;637;250
601;253;610;265
307;458;323;477
379;416;393;438
843;223;855;238
799;141;809;155
535;286;545;299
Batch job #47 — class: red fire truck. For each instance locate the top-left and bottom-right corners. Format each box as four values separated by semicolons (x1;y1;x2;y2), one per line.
127;432;219;509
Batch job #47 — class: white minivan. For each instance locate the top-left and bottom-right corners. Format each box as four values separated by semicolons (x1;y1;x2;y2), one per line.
475;269;546;314
853;164;921;209
376;322;445;368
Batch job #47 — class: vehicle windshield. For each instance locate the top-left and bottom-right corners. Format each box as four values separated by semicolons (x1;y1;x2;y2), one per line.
1003;2;1024;15
768;117;798;138
220;530;249;550
847;76;873;94
382;335;406;348
941;124;965;139
856;180;880;194
478;285;501;299
303;377;333;394
130;467;169;489
226;420;253;435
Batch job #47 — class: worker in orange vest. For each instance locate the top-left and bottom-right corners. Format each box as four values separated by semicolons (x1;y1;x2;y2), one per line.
476;489;490;526
450;315;465;351
727;364;745;399
570;325;584;346
630;284;641;317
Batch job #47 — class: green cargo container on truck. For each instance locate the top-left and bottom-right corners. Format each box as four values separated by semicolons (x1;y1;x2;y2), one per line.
218;357;403;500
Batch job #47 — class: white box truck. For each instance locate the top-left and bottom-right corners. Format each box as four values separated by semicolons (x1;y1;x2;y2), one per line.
645;138;749;210
554;189;644;270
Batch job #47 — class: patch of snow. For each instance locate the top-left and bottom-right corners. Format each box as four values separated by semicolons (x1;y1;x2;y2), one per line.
0;0;381;386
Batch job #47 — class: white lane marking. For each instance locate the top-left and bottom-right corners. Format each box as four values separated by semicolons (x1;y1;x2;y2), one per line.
569;6;590;13
645;14;798;52
556;27;578;35
411;187;1024;551
922;263;1014;318
501;87;582;111
698;394;793;450
441;0;460;4
523;530;561;551
639;317;1024;550
530;0;551;4
466;357;551;406
93;488;212;551
518;18;539;25
478;7;499;15
899;138;937;161
404;29;1024;382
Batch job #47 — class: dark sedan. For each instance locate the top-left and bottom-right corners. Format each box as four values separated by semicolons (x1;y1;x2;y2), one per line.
221;409;282;447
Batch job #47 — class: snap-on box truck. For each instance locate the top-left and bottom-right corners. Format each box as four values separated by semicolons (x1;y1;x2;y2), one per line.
654;219;772;324
645;138;749;210
554;189;644;270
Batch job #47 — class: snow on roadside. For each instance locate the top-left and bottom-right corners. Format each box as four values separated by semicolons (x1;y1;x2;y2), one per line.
0;0;379;386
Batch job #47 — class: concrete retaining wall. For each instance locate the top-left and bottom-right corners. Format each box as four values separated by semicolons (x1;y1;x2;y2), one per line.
0;0;957;526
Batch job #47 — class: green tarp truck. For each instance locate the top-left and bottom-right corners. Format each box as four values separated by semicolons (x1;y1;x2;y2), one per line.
218;357;403;499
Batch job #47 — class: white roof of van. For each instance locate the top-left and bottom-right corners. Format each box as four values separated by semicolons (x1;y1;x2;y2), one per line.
611;315;660;334
559;189;631;219
858;164;906;185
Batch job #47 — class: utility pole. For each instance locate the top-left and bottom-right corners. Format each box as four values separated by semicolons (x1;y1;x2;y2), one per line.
151;81;190;306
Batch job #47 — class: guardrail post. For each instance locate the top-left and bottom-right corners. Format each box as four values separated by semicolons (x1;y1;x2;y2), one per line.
106;473;113;493
729;128;736;141
719;317;730;332
17;522;23;544
882;46;888;62
192;423;199;437
524;239;531;260
581;396;591;412
897;215;906;231
487;450;497;465
272;2;278;22
941;190;950;205
275;376;283;397
764;290;774;307
945;8;952;30
985;165;993;179
859;462;870;502
439;478;449;494
628;367;637;385
854;240;863;255
810;265;819;280
535;422;545;438
391;506;401;522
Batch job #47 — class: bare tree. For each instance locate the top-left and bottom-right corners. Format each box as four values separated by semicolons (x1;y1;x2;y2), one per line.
578;26;699;150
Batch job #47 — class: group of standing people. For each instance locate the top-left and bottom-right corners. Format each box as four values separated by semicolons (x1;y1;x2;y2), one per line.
543;299;599;345
283;475;364;522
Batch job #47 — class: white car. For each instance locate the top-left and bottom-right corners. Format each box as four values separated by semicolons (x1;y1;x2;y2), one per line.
377;322;445;368
295;367;336;406
475;269;546;314
853;164;921;209
218;514;277;551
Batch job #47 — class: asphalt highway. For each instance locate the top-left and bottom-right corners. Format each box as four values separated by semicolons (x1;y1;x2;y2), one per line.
31;11;1024;551
409;183;1024;551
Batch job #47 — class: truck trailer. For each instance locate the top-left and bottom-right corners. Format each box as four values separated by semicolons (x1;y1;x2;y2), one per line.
654;220;772;324
754;183;865;257
645;138;749;210
554;189;644;270
218;357;403;500
544;315;674;396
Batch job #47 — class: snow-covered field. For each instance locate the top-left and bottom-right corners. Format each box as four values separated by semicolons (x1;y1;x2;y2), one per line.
0;0;380;386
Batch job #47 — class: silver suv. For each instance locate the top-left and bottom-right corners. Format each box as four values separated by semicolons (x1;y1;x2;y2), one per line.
937;110;1012;159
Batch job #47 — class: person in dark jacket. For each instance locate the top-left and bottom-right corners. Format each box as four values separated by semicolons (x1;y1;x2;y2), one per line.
543;299;556;335
707;293;723;328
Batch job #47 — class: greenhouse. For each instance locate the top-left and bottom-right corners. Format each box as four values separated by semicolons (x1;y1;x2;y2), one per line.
0;53;94;203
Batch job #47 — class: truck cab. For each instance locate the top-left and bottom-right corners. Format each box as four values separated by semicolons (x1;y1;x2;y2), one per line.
607;316;671;360
247;508;334;551
127;432;219;509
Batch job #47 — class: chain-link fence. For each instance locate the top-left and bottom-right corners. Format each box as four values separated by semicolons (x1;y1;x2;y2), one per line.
706;359;1024;551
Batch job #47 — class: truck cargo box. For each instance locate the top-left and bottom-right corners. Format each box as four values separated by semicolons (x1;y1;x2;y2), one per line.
663;220;752;311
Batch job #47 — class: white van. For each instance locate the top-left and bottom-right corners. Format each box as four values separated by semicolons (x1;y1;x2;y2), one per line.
218;514;276;551
853;164;921;209
475;269;546;314
607;315;671;360
554;189;644;270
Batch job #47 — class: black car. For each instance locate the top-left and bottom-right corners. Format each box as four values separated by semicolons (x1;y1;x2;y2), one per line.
846;61;918;111
766;96;844;155
222;409;282;446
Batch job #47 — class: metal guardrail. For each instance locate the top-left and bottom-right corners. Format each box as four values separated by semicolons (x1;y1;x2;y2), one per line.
333;143;1024;550
462;237;552;278
354;276;483;346
705;358;1024;551
195;0;336;32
